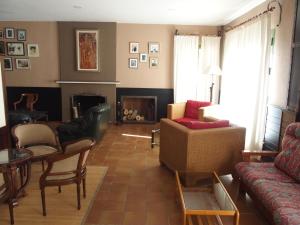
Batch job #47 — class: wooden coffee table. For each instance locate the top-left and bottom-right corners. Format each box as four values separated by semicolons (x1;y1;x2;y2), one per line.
175;171;239;225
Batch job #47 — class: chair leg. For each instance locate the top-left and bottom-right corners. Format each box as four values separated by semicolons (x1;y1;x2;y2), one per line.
77;183;81;210
82;178;86;198
58;186;62;193
41;161;45;171
8;201;14;225
41;188;46;216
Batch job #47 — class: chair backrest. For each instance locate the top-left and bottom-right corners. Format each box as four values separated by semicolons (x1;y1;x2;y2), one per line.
12;123;58;148
14;93;39;111
46;138;95;175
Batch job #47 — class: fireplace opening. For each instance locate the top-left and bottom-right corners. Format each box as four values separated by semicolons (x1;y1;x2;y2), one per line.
121;96;157;123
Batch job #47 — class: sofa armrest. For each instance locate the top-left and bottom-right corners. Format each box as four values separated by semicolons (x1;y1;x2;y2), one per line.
167;102;186;120
242;150;279;162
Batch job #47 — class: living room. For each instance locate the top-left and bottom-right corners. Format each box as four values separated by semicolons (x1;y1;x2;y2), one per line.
0;0;299;224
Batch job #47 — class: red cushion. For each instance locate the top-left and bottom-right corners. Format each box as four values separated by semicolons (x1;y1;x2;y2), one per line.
185;120;230;129
184;100;212;119
174;117;198;126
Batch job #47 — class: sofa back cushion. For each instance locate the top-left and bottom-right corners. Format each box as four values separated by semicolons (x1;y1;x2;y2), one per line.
184;100;211;119
275;123;300;181
186;120;230;129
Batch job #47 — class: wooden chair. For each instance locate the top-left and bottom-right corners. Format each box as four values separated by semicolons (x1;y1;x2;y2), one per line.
0;170;13;224
39;138;95;216
12;123;61;169
13;93;39;112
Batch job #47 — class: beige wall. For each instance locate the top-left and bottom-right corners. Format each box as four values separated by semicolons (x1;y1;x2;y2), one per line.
116;24;219;89
0;22;60;87
224;0;296;108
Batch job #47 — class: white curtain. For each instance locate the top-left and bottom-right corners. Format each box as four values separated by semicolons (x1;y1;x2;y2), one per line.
198;36;221;102
173;35;199;103
220;15;271;149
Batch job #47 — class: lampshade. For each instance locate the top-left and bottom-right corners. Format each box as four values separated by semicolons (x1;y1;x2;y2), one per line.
204;65;222;76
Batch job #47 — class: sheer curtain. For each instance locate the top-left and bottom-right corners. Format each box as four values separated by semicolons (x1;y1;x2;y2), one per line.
173;35;199;103
220;15;271;149
197;36;221;102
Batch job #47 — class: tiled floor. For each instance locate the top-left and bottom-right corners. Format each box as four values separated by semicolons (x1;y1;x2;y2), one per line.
85;124;269;225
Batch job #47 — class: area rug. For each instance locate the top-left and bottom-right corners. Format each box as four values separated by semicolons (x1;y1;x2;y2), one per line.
0;164;107;225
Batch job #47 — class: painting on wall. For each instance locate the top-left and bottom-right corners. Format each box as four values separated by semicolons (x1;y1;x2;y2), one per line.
5;28;14;39
16;58;30;70
129;58;138;69
3;58;13;71
27;44;39;57
149;57;159;68
0;31;3;40
0;41;5;55
149;42;160;53
6;42;25;56
140;53;148;63
76;30;99;71
129;42;139;53
17;29;26;41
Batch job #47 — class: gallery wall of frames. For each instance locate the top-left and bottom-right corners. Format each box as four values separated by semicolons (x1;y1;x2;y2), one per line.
128;42;159;69
0;27;40;71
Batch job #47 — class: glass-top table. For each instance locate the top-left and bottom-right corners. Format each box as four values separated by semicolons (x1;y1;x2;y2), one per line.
0;148;32;165
175;171;239;225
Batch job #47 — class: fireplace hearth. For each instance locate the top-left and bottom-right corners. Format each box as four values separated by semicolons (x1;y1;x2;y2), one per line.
121;96;157;123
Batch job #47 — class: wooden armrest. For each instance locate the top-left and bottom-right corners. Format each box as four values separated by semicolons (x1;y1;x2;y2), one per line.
242;150;279;162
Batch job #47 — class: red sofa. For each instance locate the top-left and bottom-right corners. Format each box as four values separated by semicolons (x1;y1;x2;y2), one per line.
235;123;300;225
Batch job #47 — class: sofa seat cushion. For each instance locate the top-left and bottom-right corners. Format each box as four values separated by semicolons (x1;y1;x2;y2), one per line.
275;123;300;182
184;100;211;119
273;208;300;225
186;120;230;129
252;180;300;212
235;162;294;188
174;117;199;126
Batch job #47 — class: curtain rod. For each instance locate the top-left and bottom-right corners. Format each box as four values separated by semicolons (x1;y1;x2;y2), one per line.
174;29;222;36
225;0;282;33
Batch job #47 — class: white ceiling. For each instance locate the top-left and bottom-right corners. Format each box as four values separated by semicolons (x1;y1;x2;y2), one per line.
0;0;266;25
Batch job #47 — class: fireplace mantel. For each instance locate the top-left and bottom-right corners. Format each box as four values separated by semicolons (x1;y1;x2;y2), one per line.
56;80;120;85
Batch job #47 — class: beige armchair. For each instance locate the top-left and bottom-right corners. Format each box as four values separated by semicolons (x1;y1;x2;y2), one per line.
160;103;246;175
39;138;95;216
12;123;61;169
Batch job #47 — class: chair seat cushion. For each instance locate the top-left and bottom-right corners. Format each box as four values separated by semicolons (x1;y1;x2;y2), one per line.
184;100;211;119
27;145;58;157
273;208;300;225
252;179;300;212
185;120;230;129
174;117;199;126
46;174;76;181
235;162;294;188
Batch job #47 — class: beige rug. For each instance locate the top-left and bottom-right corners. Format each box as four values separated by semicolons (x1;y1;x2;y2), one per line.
0;164;107;225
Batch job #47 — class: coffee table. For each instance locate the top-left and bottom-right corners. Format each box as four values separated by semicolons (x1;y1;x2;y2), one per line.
175;171;239;225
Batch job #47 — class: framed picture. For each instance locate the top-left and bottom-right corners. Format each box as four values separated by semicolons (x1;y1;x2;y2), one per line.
0;31;3;39
149;42;160;53
129;42;139;53
17;29;26;41
16;58;30;70
149;57;159;68
7;42;25;56
5;28;14;39
27;44;39;57
76;30;99;71
0;41;5;55
129;58;138;69
3;58;13;71
140;53;148;63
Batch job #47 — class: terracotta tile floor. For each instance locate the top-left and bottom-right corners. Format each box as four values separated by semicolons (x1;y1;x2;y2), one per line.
85;124;269;225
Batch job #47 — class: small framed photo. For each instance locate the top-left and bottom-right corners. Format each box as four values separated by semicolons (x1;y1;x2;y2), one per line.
0;31;3;39
149;42;160;53
5;28;15;39
129;58;138;69
27;44;39;57
0;41;5;55
17;29;26;41
149;57;159;68
16;58;30;70
129;42;139;53
140;53;148;63
7;42;25;56
3;58;13;71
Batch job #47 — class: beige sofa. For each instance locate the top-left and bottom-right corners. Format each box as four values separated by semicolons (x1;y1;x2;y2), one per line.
160;103;246;175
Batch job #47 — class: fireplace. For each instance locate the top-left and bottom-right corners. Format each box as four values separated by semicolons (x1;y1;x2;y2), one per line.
121;96;157;123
